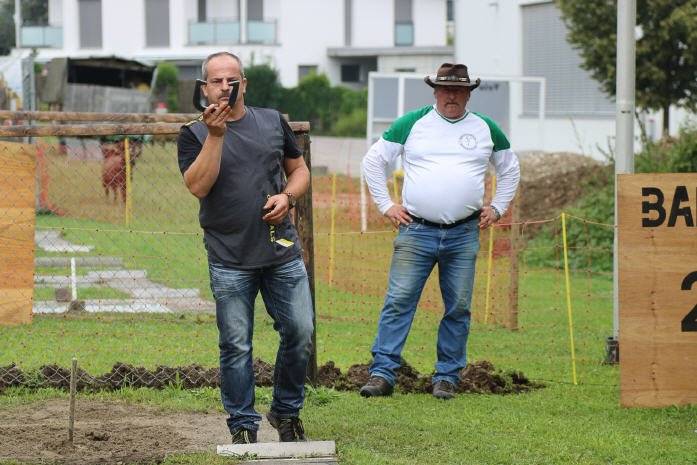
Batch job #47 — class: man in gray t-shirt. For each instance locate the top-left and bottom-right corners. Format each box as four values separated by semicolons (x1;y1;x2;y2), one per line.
177;51;313;444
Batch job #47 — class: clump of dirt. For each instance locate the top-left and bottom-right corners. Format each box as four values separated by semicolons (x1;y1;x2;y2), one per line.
253;358;275;386
316;360;342;387
0;364;24;392
517;151;609;223
0;360;543;395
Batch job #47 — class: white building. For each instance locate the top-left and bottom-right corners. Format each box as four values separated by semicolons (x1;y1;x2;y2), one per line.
455;0;693;157
15;0;454;88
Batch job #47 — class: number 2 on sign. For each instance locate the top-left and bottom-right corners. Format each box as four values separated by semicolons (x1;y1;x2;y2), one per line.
681;271;697;332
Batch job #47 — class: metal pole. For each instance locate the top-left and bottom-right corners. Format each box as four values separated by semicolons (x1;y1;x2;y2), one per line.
14;0;22;49
610;0;636;363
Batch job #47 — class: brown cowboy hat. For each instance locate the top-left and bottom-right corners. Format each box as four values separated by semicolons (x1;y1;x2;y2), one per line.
424;63;481;90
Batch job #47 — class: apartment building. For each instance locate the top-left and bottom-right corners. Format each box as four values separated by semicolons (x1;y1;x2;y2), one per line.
15;0;454;88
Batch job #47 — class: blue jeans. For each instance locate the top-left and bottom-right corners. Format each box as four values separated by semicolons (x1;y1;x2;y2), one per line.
209;257;314;433
370;218;480;386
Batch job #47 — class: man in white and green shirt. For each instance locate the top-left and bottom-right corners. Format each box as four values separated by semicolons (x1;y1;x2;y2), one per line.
360;63;520;400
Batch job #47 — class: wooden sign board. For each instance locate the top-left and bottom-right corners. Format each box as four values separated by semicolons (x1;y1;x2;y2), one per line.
619;174;697;407
0;141;36;325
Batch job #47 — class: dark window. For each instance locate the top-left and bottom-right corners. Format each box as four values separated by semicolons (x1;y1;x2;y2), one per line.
145;0;170;47
298;65;318;81
248;0;263;21
197;0;206;22
78;0;102;48
394;0;413;46
447;0;453;21
341;64;360;83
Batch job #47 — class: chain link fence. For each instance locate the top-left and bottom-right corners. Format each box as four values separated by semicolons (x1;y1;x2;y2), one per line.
0;112;615;387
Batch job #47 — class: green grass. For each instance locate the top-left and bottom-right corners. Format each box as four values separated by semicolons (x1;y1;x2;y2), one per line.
6;143;694;464
2;271;695;464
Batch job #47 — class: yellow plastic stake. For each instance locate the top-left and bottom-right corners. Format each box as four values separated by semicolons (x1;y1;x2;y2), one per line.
328;173;337;286
392;169;401;203
484;176;496;324
561;212;578;385
124;138;133;226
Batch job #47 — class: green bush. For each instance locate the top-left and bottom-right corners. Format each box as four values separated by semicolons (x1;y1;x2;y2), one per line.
154;62;179;112
525;124;697;272
243;64;282;109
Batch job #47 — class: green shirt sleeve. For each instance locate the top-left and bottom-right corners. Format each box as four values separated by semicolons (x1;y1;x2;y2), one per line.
382;105;433;145
473;112;511;152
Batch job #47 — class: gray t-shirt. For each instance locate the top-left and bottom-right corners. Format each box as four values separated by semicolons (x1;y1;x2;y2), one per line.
177;106;303;269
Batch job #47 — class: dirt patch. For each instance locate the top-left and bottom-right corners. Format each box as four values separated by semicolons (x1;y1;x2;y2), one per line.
0;399;233;465
1;359;543;396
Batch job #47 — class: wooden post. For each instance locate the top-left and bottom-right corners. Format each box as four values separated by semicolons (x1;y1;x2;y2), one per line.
68;357;77;443
294;132;318;385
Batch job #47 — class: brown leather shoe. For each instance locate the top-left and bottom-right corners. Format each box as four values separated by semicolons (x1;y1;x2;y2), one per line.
432;380;456;400
360;376;394;397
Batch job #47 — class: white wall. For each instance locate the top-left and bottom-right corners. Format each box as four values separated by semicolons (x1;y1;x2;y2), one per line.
103;0;144;55
352;0;392;47
414;0;447;46
48;0;63;26
274;0;343;87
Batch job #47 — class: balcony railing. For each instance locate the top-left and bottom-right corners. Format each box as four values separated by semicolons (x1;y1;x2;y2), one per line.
395;22;414;46
21;25;63;48
247;19;276;45
189;20;240;45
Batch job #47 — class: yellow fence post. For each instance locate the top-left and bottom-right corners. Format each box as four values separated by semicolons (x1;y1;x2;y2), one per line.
484;176;496;324
328;173;337;286
392;170;401;203
561;212;578;385
124;138;133;227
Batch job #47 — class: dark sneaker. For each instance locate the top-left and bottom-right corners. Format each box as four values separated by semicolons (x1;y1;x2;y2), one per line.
266;411;306;442
230;427;257;444
432;380;456;400
359;376;394;397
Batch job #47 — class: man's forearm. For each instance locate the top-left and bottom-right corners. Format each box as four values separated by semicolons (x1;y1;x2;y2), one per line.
284;165;310;198
183;135;225;198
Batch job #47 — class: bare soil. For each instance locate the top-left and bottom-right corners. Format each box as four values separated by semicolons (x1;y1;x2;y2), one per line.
0;399;239;465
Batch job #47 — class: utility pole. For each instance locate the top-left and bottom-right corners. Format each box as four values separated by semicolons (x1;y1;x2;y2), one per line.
610;0;636;364
14;0;22;48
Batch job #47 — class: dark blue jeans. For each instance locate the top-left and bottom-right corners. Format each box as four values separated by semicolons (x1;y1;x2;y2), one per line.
370;218;480;386
209;257;314;433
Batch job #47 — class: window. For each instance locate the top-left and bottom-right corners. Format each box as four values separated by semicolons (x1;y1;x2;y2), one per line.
395;67;416;73
145;0;170;47
394;0;413;46
447;0;453;21
298;65;318;81
197;0;206;22
522;2;614;117
248;0;263;21
78;0;102;48
341;64;361;83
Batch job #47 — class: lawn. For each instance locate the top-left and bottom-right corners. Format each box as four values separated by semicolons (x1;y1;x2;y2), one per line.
2;141;694;464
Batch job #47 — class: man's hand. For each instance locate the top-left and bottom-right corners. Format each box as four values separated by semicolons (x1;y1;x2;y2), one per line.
479;205;500;230
262;194;290;225
203;103;233;138
384;204;412;228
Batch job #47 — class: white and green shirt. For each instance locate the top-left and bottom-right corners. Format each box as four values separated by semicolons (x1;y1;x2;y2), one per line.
362;104;520;224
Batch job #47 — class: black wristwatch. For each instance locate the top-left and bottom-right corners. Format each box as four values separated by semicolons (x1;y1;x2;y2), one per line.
284;191;296;209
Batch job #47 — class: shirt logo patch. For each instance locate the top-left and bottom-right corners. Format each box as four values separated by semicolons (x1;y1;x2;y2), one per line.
459;133;477;150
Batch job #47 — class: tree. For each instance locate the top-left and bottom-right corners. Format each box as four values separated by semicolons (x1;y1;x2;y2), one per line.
153;62;179;112
243;64;283;109
556;0;697;135
0;0;49;55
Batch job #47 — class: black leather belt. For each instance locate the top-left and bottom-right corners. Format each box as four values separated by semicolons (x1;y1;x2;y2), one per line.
410;210;481;229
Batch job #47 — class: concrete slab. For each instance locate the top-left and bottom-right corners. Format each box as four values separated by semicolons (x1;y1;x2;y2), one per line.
36;256;124;267
238;459;337;465
35;230;94;253
33;300;172;314
217;441;336;460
